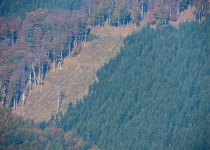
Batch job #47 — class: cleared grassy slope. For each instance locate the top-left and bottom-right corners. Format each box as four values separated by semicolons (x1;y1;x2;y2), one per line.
15;35;123;122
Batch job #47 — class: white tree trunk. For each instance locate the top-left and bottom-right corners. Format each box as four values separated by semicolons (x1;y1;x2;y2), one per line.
118;17;120;28
32;64;37;91
12;34;14;46
74;36;77;48
88;0;91;25
177;6;179;20
61;51;63;60
29;68;32;94
53;60;56;75
85;26;87;42
69;41;71;59
2;85;5;105
16;98;18;108
141;5;144;19
46;65;48;77
190;0;191;12
37;65;41;89
41;65;43;84
53;49;56;76
22;92;25;108
109;14;111;27
14;98;16;111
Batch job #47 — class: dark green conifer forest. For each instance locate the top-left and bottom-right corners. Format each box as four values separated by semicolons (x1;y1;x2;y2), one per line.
44;17;210;149
0;0;82;17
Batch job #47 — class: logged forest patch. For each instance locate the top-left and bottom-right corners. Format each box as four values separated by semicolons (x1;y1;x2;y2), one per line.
15;35;123;122
14;6;198;123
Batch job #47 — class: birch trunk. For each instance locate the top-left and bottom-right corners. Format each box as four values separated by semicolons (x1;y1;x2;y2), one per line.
32;64;37;91
118;17;120;28
53;49;56;75
41;65;43;84
61;51;63;60
53;60;56;75
74;36;77;48
88;0;91;25
109;14;111;27
46;65;48;77
69;40;71;59
29;68;32;94
16;98;17;108
141;5;144;19
12;34;14;46
22;92;25;107
190;0;191;12
169;5;171;22
2;85;5;105
37;64;41;89
177;6;179;21
14;98;16;110
85;26;87;42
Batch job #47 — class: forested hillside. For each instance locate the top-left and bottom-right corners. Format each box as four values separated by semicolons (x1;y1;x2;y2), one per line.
0;0;209;110
0;105;88;150
0;1;210;149
41;17;210;149
0;0;83;18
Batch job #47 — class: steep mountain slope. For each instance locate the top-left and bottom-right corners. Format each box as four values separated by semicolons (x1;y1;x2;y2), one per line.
45;18;210;149
15;35;123;122
13;6;194;123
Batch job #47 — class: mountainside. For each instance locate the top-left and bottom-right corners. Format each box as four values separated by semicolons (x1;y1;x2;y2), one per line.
0;0;209;112
0;1;210;149
43;17;210;149
15;35;124;122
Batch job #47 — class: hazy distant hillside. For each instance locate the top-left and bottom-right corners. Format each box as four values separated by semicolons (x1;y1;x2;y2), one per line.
43;17;210;149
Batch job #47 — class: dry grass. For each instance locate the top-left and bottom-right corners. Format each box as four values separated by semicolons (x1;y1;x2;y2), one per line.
170;6;195;27
15;35;123;122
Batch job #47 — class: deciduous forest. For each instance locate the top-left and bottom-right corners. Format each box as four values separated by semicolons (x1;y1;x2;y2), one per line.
0;0;209;108
0;0;209;149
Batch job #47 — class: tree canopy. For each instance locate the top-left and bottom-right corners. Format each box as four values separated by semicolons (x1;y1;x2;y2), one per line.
43;16;210;149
